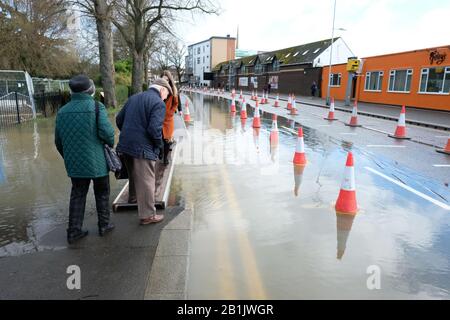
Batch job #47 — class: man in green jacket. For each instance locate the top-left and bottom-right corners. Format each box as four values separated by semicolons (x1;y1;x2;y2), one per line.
55;75;116;244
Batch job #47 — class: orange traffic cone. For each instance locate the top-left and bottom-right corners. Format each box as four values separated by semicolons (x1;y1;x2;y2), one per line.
287;94;292;110
345;101;361;127
274;94;280;107
388;105;410;139
240;98;247;119
436;137;450;155
184;101;192;123
252;103;261;128
293;127;307;166
260;92;265;104
270;114;279;145
335;152;358;215
293;164;306;197
336;211;355;260
290;99;298;115
230;98;236;112
324;97;338;121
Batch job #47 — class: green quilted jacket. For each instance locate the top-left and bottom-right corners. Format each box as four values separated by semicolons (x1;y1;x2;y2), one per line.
55;93;115;178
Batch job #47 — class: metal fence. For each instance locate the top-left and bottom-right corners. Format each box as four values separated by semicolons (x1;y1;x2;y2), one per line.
0;91;68;127
0;92;34;127
33;91;69;117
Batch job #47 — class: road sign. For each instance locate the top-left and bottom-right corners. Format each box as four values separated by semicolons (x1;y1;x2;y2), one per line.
347;58;360;72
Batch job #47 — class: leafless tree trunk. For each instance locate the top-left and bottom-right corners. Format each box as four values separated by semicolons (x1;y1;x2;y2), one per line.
75;0;117;108
94;1;117;107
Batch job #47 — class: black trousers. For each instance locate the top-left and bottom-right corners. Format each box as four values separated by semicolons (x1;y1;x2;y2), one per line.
68;176;110;234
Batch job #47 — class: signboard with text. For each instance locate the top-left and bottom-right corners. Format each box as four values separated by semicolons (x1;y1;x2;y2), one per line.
239;77;248;87
269;76;279;89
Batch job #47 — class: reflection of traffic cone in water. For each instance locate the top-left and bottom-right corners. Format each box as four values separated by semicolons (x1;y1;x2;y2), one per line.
436;137;450;155
241;118;247;131
252;103;261;128
287;94;292;110
389;105;410;139
270;114;279;146
274;94;280;107
232;88;236;98
293;164;306;197
240;89;243;99
240;98;247;119
345;101;361;127
184;101;192;123
336;211;355;260
290;99;298;115
253;127;260;151
293;127;307;166
335;152;358;215
324;97;338;120
230;98;236;112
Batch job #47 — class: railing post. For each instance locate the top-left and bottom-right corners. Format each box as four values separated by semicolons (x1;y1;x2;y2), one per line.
15;91;21;124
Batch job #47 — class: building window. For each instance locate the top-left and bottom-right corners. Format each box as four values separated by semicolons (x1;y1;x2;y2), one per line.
329;73;341;86
197;48;200;54
197;57;200;64
203;46;205;53
365;71;384;91
203;56;205;63
241;66;247;74
388;69;412;92
255;62;265;75
419;66;450;94
273;60;280;72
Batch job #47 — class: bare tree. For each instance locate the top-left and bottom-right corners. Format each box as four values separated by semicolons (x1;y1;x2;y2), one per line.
73;0;117;108
112;0;218;94
0;0;79;78
151;39;185;83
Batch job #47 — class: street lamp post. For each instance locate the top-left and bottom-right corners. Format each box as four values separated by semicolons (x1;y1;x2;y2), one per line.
326;0;338;106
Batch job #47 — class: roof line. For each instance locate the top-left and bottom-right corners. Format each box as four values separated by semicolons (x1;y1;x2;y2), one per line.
188;36;236;48
361;44;450;59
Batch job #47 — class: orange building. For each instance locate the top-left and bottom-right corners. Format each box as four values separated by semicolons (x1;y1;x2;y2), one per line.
322;45;450;111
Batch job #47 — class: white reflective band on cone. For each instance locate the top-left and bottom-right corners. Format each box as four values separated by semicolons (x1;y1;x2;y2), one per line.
398;113;406;126
330;102;335;112
352;106;357;117
295;137;305;153
341;166;356;191
254;107;260;118
272;121;278;131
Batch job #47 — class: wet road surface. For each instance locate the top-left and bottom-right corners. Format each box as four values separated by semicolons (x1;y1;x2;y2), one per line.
174;92;450;299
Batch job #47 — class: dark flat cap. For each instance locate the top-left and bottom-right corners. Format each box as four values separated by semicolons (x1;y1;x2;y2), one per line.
152;78;173;96
69;75;94;93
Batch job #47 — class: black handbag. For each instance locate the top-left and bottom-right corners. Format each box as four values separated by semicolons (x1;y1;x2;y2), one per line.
95;101;123;175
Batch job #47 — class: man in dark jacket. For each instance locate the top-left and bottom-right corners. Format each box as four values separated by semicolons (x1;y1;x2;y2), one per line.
116;78;172;225
55;75;116;244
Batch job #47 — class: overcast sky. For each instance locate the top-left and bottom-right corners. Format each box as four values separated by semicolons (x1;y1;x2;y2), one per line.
174;0;450;58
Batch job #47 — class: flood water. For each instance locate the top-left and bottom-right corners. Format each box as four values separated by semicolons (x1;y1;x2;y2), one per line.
0;118;124;256
173;93;450;299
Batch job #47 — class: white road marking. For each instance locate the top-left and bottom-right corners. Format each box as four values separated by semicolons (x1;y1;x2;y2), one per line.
365;167;450;211
433;165;450;167
366;145;406;148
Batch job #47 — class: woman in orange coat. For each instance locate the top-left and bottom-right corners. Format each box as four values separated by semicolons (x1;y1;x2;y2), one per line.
160;70;180;165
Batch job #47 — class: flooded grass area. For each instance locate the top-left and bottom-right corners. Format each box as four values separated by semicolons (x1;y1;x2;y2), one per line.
0;117;125;256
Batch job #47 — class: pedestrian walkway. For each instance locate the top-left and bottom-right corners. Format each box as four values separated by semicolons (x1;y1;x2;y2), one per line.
0;113;189;300
240;90;450;131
